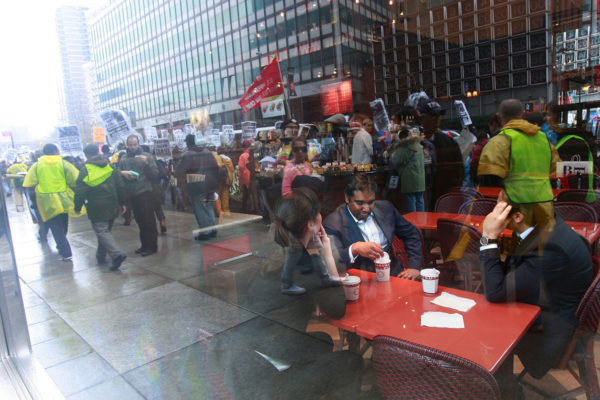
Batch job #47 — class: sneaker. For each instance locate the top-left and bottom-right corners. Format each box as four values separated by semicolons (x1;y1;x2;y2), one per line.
140;249;156;257
135;248;144;254
281;284;306;295
61;256;72;261
110;254;127;271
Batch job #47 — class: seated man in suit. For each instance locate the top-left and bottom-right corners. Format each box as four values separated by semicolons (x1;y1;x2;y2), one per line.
478;190;593;397
323;174;422;279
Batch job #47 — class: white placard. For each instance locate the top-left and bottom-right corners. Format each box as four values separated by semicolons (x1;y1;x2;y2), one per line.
184;124;194;136
144;126;158;142
153;139;171;158
454;100;473;127
99;109;134;145
56;126;83;156
160;129;169;139
241;121;257;141
223;125;234;147
556;161;593;177
369;98;390;132
173;129;185;150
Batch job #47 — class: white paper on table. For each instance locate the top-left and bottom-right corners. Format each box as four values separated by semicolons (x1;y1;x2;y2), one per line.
431;291;476;312
421;312;465;329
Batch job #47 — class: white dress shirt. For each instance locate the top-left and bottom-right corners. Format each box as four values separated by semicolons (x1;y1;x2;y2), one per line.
479;226;535;251
347;206;389;263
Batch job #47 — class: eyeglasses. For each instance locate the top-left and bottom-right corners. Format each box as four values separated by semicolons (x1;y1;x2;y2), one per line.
293;146;308;153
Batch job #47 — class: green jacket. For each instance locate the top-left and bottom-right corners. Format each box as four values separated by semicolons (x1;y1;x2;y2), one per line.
74;155;126;222
117;149;158;197
390;135;425;194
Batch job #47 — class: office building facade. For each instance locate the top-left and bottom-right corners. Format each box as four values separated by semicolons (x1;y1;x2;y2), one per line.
88;0;389;130
373;0;553;118
56;6;94;139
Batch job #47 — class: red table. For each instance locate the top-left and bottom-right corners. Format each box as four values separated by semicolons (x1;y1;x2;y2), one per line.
332;270;540;373
403;211;600;245
477;186;564;199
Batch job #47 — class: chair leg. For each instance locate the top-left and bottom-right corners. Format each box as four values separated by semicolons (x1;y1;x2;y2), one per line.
581;339;600;400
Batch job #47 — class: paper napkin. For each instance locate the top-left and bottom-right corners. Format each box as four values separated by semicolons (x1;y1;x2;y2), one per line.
431;291;476;312
421;312;465;329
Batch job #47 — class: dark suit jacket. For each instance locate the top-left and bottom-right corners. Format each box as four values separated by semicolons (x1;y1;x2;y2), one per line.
478;216;593;378
323;200;422;276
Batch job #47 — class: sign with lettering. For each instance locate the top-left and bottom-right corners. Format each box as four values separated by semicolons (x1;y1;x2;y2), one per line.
56;126;83;156
320;81;353;116
153;138;171;158
144;126;158;142
173;129;185;150
241;121;257;141
556;161;593;177
99;109;134;145
223;125;234;147
92;126;106;143
454;100;473;127
369;98;390;132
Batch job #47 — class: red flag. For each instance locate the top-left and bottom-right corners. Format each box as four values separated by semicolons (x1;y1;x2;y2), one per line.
238;59;283;114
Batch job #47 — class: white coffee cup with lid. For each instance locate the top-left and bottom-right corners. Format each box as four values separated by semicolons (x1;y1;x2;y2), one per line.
342;274;361;301
420;268;440;294
374;252;391;282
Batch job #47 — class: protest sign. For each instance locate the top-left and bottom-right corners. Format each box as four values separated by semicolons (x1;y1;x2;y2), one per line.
210;129;221;147
223;125;234;147
56;126;83;156
160;129;169;139
92;127;106;143
454;100;473;128
173;129;185;150
153;139;171;158
144;126;158;143
241;121;257;142
369;98;390;132
99;109;134;145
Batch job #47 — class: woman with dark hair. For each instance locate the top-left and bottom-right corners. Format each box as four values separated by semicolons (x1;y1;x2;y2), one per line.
273;187;342;297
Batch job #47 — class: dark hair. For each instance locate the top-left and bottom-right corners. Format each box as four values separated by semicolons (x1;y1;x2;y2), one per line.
272;187;321;247
42;143;59;155
345;174;377;199
185;134;196;148
83;144;99;157
398;128;410;140
126;134;139;144
101;144;110;154
524;112;544;126
486;113;501;127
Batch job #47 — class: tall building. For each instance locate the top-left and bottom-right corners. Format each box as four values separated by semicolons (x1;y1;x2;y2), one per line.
56;6;94;141
87;0;389;130
373;0;552;119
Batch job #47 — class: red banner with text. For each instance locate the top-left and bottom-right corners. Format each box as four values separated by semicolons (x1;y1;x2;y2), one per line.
238;59;284;114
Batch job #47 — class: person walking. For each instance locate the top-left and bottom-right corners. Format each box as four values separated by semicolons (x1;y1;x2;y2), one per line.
390;129;426;212
23;144;79;261
118;135;159;256
74;144;128;271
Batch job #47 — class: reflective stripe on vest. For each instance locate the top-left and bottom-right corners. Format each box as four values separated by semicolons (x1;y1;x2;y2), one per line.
37;157;67;194
502;128;553;204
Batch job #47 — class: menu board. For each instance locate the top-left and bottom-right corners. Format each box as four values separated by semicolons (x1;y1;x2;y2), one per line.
320;81;353;116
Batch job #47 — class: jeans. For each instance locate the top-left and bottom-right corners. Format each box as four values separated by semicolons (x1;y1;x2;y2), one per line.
130;191;158;251
402;192;425;213
92;219;124;260
46;213;71;258
188;182;217;237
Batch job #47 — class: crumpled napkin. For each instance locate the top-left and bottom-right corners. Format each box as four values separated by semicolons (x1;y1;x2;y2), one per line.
421;312;465;329
431;291;476;312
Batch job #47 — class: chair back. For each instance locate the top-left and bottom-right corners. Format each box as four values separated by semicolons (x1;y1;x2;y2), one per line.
566;173;600;190
556;190;600;222
458;198;497;216
448;186;484;199
392;228;431;270
436;219;482;290
435;193;473;213
372;336;501;400
575;257;600;334
554;202;598;223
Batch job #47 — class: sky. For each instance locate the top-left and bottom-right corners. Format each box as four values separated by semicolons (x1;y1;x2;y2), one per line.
0;0;106;139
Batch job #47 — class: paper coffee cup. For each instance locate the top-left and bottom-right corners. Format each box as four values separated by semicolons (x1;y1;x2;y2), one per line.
342;275;361;301
420;268;440;294
375;252;391;282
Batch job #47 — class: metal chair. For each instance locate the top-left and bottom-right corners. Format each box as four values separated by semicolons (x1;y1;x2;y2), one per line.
436;218;482;292
372;336;501;400
566;173;600;190
556;189;600;223
554;201;598;223
448;186;485;200
458;198;498;216
392;228;437;271
435;192;475;214
519;257;600;400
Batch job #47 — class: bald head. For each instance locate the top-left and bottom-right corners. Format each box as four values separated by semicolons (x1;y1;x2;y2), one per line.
498;99;523;125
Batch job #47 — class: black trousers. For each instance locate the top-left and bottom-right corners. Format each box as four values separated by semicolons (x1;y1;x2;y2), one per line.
130;191;158;251
46;213;71;258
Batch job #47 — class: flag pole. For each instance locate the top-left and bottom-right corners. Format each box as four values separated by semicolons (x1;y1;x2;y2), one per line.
275;57;292;119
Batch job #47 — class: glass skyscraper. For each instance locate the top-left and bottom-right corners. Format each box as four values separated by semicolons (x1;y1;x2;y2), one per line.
89;0;389;129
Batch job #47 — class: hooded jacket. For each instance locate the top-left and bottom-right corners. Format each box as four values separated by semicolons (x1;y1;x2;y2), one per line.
22;155;79;222
390;135;425;194
74;155;126;222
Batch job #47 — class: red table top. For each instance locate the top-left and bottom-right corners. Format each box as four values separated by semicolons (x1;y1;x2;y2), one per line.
337;270;540;373
477;186;564;199
403;211;600;244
